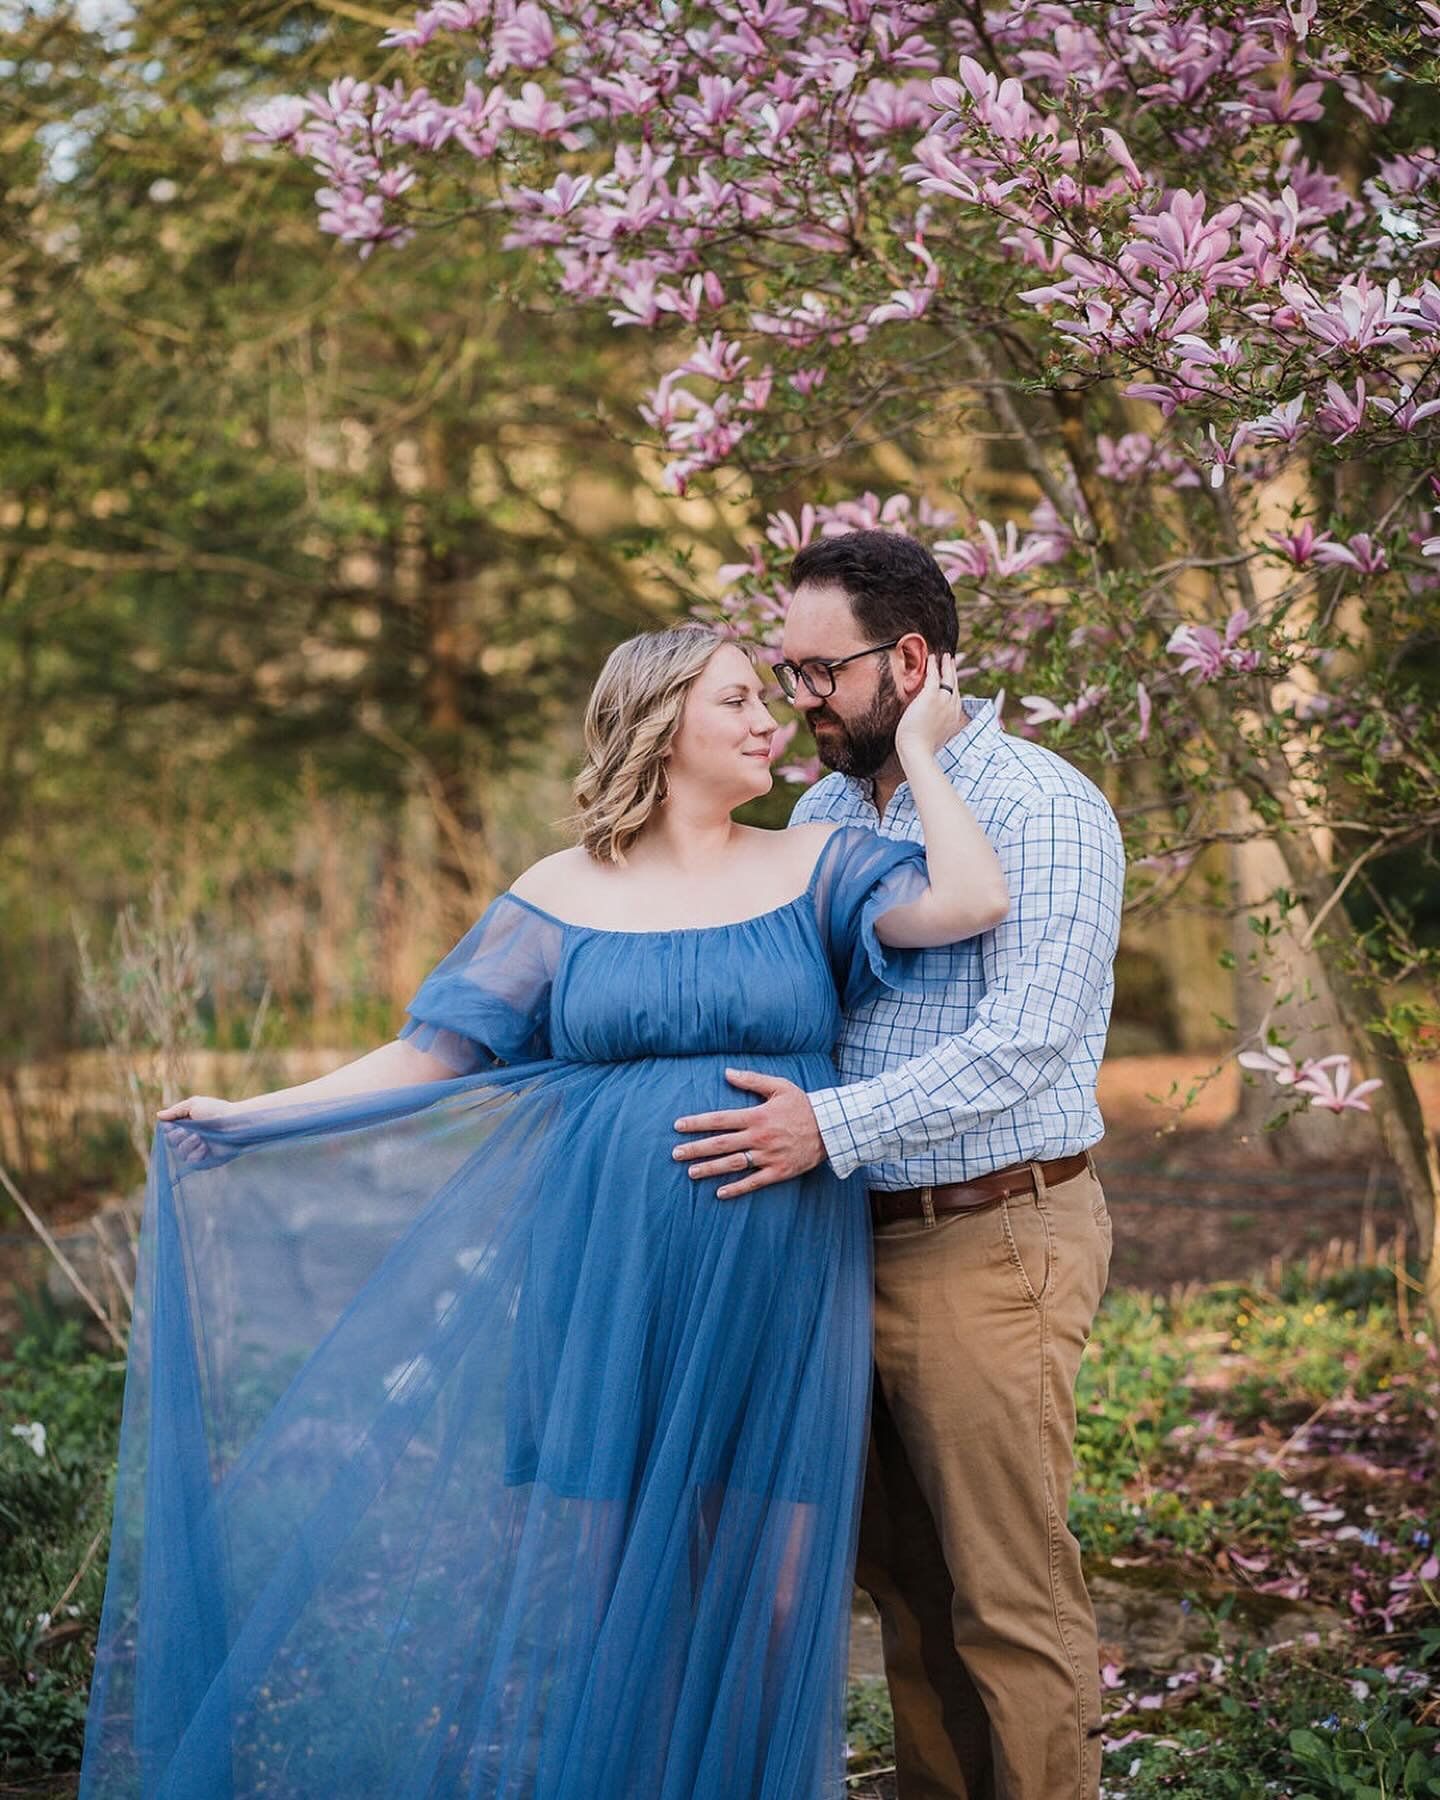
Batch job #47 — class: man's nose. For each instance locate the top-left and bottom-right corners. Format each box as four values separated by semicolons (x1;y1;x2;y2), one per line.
790;685;823;714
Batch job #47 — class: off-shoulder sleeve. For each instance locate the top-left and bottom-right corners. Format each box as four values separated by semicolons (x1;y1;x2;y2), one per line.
810;826;941;1010
396;895;560;1074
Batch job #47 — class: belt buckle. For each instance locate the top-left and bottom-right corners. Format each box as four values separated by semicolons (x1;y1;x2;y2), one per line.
920;1184;936;1228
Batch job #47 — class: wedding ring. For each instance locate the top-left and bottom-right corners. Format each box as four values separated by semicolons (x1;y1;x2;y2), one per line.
742;1150;756;1171
938;683;954;693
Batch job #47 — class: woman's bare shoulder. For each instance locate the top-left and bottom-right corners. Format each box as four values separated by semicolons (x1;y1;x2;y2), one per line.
508;847;594;907
784;820;843;844
773;819;843;863
733;819;843;880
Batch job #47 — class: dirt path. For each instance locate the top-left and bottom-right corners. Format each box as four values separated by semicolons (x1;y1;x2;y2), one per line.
2;1054;1432;1331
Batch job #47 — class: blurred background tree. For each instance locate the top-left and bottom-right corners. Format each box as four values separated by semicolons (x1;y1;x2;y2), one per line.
0;0;745;1167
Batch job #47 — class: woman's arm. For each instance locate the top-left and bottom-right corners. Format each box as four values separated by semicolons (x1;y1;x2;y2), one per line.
873;653;1010;949
156;1036;461;1123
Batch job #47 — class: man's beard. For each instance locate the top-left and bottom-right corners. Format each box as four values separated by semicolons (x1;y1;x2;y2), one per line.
811;660;906;779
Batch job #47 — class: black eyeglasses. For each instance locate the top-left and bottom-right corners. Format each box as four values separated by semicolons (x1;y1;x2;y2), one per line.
772;638;902;701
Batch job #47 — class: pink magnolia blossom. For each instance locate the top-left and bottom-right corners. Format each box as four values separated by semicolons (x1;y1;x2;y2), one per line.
656;272;726;324
488;4;555;76
766;506;818;551
1244;397;1306;445
1313;533;1388;575
1166;609;1260;681
1171;334;1243;370
1133;849;1197;876
1338;75;1394;128
1201;422;1251;489
1236;72;1326;125
1279;275;1428;354
380;2;489;51
1293;1057;1384;1114
446;81;510;158
607;277;664;328
1237;1044;1309;1086
934;519;1068;583
867;240;940;326
316;187;410;253
1125;189;1245;285
853;80;934;139
680;333;751;384
589;70;660;118
715;545;764;589
508;83;581;142
1315;378;1368;442
741;371;773;412
1249;0;1318;40
1098;126;1145;191
1370;385;1440;431
247;96;308;144
1019;684;1105;729
306;78;373;131
931;55;1046;145
638;371;692;432
1268;522;1333;566
1238;1046;1381;1115
788;367;826;395
1096;432;1156;480
766;720;798;764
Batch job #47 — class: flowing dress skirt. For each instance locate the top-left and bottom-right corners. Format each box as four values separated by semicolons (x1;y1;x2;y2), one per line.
78;1051;872;1798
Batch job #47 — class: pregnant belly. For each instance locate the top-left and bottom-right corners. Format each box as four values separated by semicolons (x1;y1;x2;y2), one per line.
504;1049;870;1496
541;1048;843;1217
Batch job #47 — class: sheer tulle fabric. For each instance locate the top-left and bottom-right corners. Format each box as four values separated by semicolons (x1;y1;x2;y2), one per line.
80;828;929;1798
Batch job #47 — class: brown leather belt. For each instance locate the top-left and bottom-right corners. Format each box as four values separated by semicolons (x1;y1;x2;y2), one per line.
868;1151;1092;1228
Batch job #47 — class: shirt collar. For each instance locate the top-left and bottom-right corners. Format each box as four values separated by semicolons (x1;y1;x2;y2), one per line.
840;693;1001;815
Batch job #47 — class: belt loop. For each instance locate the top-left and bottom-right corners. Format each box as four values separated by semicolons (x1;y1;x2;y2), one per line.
1030;1160;1048;1208
1084;1148;1097;1179
920;1184;936;1229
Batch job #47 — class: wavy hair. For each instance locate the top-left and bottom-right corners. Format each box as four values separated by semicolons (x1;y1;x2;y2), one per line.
570;626;730;864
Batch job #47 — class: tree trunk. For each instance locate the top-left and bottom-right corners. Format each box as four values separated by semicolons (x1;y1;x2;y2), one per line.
1228;811;1380;1161
1267;822;1439;1294
389;427;496;939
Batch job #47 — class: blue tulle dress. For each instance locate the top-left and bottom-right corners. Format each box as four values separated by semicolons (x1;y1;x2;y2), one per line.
79;826;930;1799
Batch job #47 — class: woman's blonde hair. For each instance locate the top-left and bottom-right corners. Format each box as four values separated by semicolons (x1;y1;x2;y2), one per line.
570;626;732;864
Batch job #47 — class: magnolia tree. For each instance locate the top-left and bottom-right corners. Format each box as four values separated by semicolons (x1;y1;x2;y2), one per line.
261;0;1440;1292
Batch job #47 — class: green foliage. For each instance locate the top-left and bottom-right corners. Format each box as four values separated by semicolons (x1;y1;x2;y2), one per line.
843;1675;895;1777
0;1318;124;1774
1104;1652;1440;1796
2;1273;1436;1783
0;0;698;1083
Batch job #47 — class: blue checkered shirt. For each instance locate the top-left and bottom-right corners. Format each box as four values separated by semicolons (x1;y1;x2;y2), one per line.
790;696;1126;1187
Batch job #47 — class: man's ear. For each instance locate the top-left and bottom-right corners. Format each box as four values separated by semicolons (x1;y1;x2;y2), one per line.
895;632;930;696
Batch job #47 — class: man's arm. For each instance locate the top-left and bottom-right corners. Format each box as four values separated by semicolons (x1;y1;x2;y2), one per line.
808;792;1125;1179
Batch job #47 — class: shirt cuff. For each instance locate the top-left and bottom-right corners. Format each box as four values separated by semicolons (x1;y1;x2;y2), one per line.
810;1080;897;1182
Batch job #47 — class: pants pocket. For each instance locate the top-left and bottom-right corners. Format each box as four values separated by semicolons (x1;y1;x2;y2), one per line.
1001;1195;1053;1307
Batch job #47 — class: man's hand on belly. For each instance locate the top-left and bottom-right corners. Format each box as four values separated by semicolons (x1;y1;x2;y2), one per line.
672;1071;826;1199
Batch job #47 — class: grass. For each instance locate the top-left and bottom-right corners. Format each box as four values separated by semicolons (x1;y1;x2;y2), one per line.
0;1307;122;1779
2;1268;1437;1795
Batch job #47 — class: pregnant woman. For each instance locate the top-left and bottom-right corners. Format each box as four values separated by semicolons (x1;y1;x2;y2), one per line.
79;625;1007;1799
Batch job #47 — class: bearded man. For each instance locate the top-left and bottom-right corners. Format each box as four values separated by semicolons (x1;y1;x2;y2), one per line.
674;528;1125;1799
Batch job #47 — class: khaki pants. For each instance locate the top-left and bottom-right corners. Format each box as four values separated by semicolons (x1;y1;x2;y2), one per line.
856;1161;1112;1799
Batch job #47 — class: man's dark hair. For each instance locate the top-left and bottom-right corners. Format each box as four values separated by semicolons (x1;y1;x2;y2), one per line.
789;530;959;656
